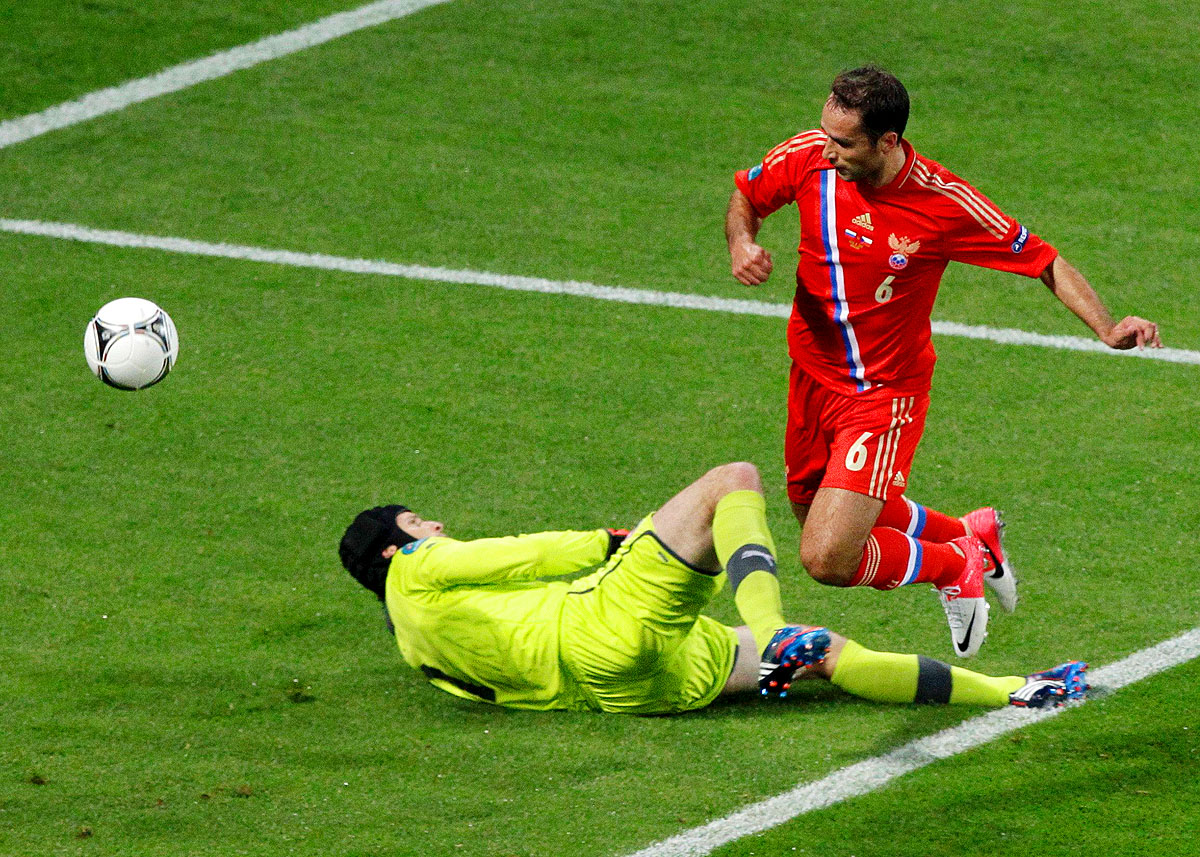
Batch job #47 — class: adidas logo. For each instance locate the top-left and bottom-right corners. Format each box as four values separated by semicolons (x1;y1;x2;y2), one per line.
852;212;874;231
891;471;906;488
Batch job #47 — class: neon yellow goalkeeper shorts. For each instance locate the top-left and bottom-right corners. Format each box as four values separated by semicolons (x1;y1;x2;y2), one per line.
559;515;738;715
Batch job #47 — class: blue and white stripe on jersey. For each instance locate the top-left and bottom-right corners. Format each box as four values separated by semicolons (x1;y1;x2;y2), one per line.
818;170;870;392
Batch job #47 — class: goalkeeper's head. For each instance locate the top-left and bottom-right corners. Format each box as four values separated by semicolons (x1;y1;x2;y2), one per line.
339;505;444;599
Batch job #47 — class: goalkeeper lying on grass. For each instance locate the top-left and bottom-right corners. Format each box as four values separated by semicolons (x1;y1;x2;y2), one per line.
339;462;1086;714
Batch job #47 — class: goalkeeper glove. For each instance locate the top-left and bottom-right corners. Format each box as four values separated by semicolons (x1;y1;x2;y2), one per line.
605;528;630;559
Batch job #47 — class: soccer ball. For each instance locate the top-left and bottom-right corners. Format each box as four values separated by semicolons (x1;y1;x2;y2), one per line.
83;297;179;390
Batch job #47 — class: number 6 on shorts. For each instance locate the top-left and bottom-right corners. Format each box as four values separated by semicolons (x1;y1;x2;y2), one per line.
845;431;873;472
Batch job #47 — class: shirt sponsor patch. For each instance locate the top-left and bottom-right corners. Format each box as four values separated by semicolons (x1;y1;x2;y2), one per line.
1011;224;1029;253
401;538;427;555
747;163;763;181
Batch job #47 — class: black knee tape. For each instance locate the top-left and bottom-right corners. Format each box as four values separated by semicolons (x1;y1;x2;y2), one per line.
726;544;777;590
915;656;953;704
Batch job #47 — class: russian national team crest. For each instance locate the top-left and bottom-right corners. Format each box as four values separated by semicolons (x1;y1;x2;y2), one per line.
887;234;921;270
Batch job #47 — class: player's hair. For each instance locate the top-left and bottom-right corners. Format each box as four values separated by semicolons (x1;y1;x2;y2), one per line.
339;504;415;600
830;65;909;144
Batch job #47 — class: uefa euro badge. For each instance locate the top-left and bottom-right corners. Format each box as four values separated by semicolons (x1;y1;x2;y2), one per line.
887;234;920;270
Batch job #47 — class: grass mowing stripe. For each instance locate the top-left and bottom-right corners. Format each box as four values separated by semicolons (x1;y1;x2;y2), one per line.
0;0;451;150
3;216;1197;367
626;626;1200;857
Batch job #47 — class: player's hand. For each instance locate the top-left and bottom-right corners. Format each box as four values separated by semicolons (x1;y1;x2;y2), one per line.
731;241;773;286
1102;316;1162;350
604;528;630;559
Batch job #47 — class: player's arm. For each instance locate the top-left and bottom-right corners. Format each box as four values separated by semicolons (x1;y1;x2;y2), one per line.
726;189;774;286
729;136;816;285
414;530;612;588
937;177;1162;350
1039;255;1163;349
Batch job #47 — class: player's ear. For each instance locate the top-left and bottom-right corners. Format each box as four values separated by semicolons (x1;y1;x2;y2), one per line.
878;130;900;153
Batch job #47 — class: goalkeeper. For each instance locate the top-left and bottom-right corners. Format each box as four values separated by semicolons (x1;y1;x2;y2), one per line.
339;463;1086;713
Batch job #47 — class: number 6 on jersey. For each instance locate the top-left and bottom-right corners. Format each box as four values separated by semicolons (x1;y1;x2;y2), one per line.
875;275;896;304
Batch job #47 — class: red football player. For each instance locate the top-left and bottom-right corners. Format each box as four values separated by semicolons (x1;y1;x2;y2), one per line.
726;65;1161;657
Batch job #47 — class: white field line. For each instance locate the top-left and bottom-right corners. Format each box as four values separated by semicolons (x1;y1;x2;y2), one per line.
0;0;451;150
627;626;1200;857
3;216;1198;366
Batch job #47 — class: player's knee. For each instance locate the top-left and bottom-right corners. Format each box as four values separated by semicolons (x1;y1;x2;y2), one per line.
707;461;762;493
800;543;857;586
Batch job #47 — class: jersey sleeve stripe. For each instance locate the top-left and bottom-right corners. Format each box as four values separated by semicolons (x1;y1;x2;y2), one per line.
765;131;826;168
912;163;1008;238
894;153;918;188
912;162;1008;228
911;163;1009;239
911;162;1008;236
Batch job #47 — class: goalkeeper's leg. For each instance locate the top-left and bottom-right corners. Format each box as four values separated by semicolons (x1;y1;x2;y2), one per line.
723;626;1036;706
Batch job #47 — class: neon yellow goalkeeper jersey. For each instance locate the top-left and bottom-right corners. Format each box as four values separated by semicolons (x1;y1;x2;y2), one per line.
383;530;609;710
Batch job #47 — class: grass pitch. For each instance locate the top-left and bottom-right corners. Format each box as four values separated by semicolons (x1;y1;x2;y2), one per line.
2;1;1197;855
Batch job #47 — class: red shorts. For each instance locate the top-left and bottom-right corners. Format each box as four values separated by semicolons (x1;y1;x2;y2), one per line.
785;364;930;506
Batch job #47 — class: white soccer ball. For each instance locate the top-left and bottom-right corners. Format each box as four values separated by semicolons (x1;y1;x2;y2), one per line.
83;297;179;390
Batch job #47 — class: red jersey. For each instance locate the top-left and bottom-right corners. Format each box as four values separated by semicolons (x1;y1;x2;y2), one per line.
735;132;1058;397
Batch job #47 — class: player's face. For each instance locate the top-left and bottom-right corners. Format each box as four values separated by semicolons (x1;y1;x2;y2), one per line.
380;510;445;558
396;510;444;540
820;98;891;185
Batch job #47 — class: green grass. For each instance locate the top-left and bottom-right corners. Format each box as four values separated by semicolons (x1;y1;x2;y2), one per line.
1;1;1197;855
0;0;358;118
711;659;1200;857
2;0;1198;340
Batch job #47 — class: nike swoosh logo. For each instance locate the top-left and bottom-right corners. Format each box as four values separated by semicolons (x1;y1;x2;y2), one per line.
955;609;978;653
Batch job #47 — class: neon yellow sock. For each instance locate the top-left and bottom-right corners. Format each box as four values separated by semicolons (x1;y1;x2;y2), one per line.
712;490;784;654
712;490;776;562
733;573;786;655
831;640;1025;706
949;667;1025;705
830;640;918;702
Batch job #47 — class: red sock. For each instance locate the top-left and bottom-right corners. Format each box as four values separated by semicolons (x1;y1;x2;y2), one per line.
849;527;966;590
876;495;966;544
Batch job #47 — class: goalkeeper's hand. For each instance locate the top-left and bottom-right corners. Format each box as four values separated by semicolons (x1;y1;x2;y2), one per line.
604;528;630;559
